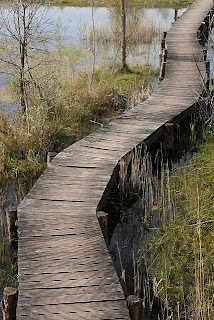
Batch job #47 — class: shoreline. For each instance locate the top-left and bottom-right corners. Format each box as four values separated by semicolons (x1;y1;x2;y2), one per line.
46;0;194;9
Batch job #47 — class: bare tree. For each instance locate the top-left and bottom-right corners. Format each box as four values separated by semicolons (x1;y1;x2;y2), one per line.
0;0;53;114
121;0;127;69
90;0;96;86
109;0;128;70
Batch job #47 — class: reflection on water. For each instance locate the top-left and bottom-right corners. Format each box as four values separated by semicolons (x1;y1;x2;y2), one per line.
48;6;186;67
109;200;144;294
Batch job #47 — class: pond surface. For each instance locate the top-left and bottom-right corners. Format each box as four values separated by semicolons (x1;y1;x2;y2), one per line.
47;6;186;67
0;5;186;116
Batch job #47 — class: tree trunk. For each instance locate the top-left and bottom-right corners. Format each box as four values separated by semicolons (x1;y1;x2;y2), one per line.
20;5;27;114
121;0;127;69
90;0;96;87
20;72;26;114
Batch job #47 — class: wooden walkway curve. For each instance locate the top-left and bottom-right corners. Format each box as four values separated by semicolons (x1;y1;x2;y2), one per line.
17;0;213;319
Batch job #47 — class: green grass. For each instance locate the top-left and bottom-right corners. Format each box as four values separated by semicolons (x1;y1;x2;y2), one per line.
141;131;214;319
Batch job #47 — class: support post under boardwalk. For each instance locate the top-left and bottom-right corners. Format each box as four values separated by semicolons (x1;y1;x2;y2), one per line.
2;287;18;320
96;211;109;246
47;151;57;165
127;295;144;320
5;208;18;249
163;123;175;150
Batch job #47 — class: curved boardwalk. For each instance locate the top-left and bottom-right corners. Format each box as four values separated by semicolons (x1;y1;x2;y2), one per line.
17;0;213;319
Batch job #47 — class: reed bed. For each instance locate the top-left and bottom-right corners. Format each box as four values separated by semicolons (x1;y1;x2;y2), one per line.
84;8;155;54
115;120;214;319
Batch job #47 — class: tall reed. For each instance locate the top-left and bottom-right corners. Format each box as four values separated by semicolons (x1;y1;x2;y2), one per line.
116;122;213;318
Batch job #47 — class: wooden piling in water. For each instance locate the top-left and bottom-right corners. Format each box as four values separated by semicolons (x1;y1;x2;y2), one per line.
47;152;57;165
5;208;18;249
206;60;210;89
2;287;18;320
96;211;109;246
127;295;144;320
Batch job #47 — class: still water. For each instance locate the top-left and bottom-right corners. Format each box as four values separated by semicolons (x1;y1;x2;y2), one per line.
0;5;186;116
47;6;186;66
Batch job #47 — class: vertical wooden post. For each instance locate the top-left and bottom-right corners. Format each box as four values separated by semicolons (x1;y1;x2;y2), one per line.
2;287;18;320
206;61;210;90
163;123;175;150
174;8;178;21
159;62;167;83
5;208;17;243
209;9;214;29
47;152;57;165
127;295;144;320
163;49;168;62
162;61;167;78
96;211;109;246
161;31;167;49
204;13;210;39
203;48;207;61
201;21;206;43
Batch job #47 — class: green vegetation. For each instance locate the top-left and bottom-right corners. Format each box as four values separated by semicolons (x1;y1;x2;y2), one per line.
50;0;194;9
0;0;159;189
140;132;214;319
0;61;157;186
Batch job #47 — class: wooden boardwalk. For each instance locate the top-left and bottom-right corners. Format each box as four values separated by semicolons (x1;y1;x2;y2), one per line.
17;0;213;319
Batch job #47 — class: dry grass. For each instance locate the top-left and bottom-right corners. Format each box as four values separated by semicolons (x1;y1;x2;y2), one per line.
116;120;214;318
0;42;157;186
50;0;194;9
83;7;155;54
